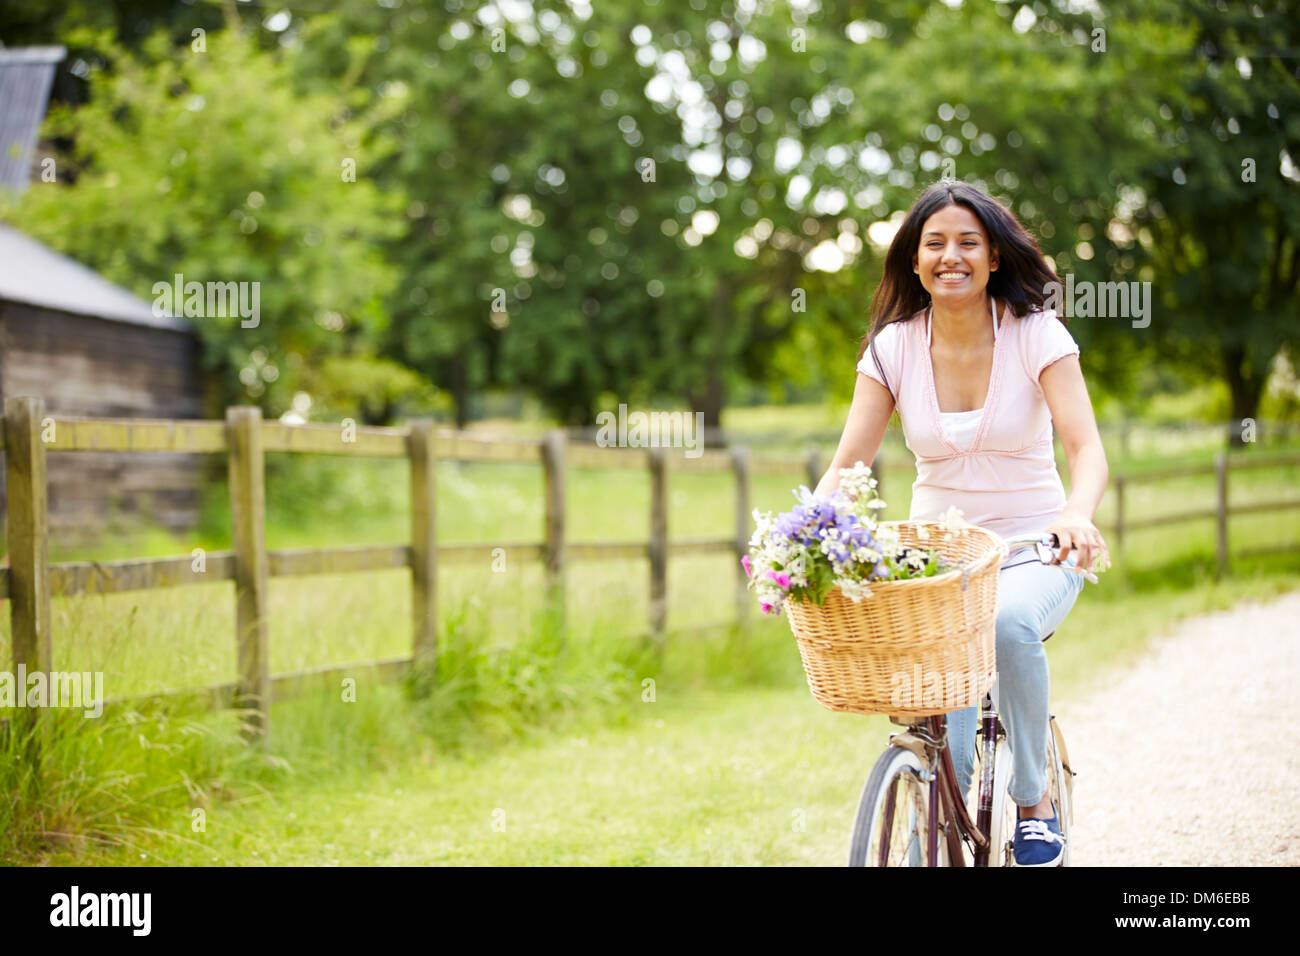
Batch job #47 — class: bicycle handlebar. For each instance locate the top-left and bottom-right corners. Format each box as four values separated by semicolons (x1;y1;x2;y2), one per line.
999;531;1099;583
1000;531;1060;550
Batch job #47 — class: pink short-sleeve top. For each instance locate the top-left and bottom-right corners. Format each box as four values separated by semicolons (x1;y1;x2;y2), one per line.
855;298;1081;540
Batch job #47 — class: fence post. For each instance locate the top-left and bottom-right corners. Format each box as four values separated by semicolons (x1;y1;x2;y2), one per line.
1214;452;1229;580
227;406;269;740
732;445;750;622
542;429;566;628
649;446;668;640
5;397;52;760
805;448;821;491
408;420;438;673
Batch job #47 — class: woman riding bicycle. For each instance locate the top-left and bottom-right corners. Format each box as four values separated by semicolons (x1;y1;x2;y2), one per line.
815;181;1110;867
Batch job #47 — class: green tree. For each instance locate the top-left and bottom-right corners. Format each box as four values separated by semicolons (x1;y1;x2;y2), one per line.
2;25;404;417
292;3;704;428
1110;0;1300;443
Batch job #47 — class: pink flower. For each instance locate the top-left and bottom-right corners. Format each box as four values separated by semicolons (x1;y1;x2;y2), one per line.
765;569;791;589
741;554;752;578
760;602;775;614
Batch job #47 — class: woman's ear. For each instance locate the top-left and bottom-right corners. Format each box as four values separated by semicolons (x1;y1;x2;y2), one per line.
989;246;1000;272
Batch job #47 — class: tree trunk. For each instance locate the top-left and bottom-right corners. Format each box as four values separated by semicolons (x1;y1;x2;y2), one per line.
562;396;592;429
1222;345;1265;447
685;280;732;449
449;357;469;431
686;366;726;449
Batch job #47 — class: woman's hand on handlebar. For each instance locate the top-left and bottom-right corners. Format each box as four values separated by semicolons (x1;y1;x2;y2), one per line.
1044;511;1110;575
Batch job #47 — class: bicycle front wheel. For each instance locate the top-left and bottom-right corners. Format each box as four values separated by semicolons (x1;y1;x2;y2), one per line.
848;746;932;867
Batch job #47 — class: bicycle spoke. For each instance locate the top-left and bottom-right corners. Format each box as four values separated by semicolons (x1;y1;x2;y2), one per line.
851;746;934;866
877;778;899;866
872;772;927;866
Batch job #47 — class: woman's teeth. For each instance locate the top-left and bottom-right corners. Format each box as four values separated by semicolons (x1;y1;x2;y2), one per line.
937;272;967;281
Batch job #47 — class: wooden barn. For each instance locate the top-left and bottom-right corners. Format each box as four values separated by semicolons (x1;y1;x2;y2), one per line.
0;223;210;539
1;44;210;542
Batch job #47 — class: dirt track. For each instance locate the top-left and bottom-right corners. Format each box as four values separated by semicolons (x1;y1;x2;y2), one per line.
1054;589;1300;866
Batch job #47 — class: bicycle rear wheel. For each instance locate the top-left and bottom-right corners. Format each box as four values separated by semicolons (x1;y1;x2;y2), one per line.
1047;716;1072;866
848;746;932;866
989;716;1072;866
988;736;1017;866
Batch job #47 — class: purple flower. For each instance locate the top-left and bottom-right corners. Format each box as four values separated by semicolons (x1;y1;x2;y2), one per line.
774;572;791;588
760;602;775;614
741;554;752;578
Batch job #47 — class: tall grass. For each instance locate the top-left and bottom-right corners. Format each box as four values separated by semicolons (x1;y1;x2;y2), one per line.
0;565;807;863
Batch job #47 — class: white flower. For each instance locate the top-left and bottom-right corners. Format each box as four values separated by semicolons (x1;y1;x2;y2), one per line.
938;506;969;536
839;578;874;602
836;460;880;508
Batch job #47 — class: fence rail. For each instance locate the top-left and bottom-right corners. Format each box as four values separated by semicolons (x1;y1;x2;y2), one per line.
3;396;1299;742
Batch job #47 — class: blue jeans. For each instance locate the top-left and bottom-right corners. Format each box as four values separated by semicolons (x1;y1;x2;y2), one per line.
946;551;1086;808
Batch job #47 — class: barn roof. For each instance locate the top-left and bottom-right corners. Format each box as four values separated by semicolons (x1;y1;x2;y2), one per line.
0;46;65;192
0;223;193;332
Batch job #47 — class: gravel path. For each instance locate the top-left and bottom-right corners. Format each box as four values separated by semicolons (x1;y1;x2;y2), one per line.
1055;589;1300;866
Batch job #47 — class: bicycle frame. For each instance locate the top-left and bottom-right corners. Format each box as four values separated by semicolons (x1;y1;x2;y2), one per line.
974;691;1003;867
887;698;1001;867
886;651;1054;866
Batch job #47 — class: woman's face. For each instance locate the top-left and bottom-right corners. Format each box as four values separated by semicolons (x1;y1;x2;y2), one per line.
912;203;999;308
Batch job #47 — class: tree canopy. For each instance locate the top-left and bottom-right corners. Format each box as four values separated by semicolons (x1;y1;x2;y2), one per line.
2;0;1296;438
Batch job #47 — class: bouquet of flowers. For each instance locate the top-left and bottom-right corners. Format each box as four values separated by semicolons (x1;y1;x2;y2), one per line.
742;461;960;615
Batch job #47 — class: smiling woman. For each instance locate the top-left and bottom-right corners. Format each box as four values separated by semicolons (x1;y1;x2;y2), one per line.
814;180;1111;866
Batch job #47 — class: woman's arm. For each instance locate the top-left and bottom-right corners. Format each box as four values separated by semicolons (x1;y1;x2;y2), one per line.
1040;353;1111;573
813;371;896;498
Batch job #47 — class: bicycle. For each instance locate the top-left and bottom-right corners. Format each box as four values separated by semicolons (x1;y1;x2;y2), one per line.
847;532;1088;867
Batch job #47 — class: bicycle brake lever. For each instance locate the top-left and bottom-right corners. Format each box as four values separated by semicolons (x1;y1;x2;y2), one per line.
1061;562;1099;584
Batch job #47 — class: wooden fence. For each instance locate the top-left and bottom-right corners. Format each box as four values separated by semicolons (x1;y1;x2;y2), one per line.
0;397;817;740
2;395;1298;741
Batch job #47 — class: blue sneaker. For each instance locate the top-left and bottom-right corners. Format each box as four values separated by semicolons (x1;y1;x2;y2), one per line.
1013;800;1065;866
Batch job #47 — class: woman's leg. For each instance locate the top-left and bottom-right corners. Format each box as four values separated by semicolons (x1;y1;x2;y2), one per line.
945;702;979;807
992;557;1086;810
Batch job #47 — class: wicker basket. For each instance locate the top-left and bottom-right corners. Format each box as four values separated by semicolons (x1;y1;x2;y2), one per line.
782;521;1008;718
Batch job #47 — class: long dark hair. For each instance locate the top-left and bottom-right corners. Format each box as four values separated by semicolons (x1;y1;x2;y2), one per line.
856;181;1063;365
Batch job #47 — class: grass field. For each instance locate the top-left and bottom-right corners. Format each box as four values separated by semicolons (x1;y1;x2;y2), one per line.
2;408;1299;864
12;561;1300;866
